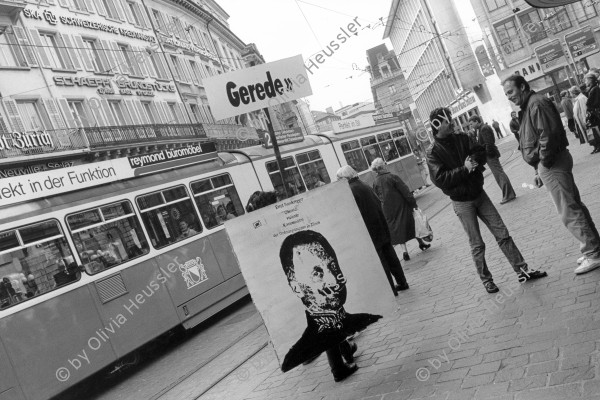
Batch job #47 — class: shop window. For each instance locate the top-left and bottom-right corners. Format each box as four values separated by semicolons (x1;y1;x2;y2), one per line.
67;201;149;274
265;157;306;198
137;185;201;249
295;150;331;190
0;220;78;309
341;140;369;172
190;174;245;229
0;26;27;67
16;100;49;131
518;9;547;44
485;0;507;12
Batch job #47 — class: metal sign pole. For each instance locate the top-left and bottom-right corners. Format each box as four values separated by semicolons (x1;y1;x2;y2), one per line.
263;107;291;199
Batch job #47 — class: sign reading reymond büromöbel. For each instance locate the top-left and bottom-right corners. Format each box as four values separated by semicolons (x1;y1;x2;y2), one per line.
203;55;313;121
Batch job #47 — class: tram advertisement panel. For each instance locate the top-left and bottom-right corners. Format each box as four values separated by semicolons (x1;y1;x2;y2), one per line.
225;181;396;372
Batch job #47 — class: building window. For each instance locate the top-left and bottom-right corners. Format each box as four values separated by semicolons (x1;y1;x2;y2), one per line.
571;2;597;21
0;26;26;67
172;17;185;39
170;55;183;81
67;100;91;127
149;51;167;79
545;7;572;33
190;174;245;229
16;100;48;130
152;9;164;30
108;100;128;125
518;9;547;44
142;102;156;124
389;84;397;95
189;103;202;123
295;150;331;190
136;185;201;249
83;39;104;72
266;157;306;197
102;0;120;19
168;103;179;123
72;0;87;11
39;33;67;69
67;201;149;274
494;18;523;54
0;220;78;308
119;44;136;75
485;0;507;12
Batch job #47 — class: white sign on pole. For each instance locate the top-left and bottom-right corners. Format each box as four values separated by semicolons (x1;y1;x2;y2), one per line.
203;55;313;121
332;115;376;134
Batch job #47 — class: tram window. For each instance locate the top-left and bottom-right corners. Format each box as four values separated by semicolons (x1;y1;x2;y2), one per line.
191;173;245;229
360;136;377;146
0;220;78;309
378;133;399;162
137;185;201;249
341;140;369;172
392;130;412;157
296;150;331;190
363;144;383;167
265;157;306;197
68;201;149;274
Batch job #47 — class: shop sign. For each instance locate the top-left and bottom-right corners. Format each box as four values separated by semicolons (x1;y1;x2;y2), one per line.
161;36;219;62
0;131;53;151
332;116;375;134
450;95;476;115
565;26;599;62
127;142;217;168
535;39;568;74
23;9;155;43
0;160;79;179
262;127;304;148
53;76;175;97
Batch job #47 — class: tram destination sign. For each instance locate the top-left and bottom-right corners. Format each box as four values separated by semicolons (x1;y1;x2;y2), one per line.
262;128;304;148
565;26;599;62
203;55;312;121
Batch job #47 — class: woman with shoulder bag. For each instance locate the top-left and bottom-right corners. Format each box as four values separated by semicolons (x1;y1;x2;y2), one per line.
585;72;600;154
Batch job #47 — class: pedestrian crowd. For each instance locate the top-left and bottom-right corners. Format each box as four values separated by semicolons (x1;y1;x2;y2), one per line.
242;70;600;384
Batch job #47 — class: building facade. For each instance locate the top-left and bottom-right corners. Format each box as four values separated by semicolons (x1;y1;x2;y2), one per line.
0;0;266;165
470;0;600;104
366;44;411;116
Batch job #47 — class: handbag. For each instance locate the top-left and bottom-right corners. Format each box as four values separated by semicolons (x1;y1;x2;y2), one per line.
586;109;600;128
413;208;433;242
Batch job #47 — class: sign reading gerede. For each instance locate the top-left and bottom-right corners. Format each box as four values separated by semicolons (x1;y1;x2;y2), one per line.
535;39;568;74
565;26;599;62
203;55;312;121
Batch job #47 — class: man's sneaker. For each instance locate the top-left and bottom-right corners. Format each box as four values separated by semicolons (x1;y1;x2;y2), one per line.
484;281;499;293
577;256;585;265
575;257;600;275
518;270;548;281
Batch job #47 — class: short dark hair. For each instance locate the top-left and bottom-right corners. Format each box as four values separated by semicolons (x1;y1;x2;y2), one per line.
246;191;278;212
503;75;530;92
429;107;452;136
468;115;482;123
279;230;337;280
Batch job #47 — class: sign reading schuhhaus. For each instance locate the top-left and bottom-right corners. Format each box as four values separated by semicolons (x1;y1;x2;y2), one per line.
203;55;313;121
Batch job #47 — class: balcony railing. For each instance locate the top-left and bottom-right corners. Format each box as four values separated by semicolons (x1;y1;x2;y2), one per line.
83;123;207;149
0;128;88;160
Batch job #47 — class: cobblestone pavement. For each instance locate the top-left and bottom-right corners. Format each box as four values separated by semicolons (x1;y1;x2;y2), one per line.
202;135;600;400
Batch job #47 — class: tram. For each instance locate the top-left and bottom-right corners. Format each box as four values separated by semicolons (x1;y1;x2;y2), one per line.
0;122;425;400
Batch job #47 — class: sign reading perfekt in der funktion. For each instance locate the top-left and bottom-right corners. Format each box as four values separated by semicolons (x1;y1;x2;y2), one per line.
202;55;313;121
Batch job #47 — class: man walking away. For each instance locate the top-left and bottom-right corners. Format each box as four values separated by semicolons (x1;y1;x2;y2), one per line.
426;107;547;293
469;115;516;204
560;90;576;139
492;119;502;139
509;111;521;150
503;74;600;274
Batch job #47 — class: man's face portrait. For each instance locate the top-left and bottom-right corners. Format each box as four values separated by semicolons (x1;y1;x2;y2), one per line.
511;111;517;119
503;81;527;107
287;241;347;313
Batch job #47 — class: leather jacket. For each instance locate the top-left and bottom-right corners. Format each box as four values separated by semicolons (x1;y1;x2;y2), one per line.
426;133;487;202
518;91;568;169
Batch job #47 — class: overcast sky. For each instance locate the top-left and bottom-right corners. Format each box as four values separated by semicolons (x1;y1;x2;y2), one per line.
218;0;480;112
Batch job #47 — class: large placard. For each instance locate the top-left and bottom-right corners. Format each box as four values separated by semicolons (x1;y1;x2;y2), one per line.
225;181;396;372
535;39;568;74
565;26;599;62
203;55;313;121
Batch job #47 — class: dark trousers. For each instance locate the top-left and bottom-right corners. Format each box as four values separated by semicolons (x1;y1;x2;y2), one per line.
377;242;408;292
494;127;502;139
487;156;516;202
326;340;353;375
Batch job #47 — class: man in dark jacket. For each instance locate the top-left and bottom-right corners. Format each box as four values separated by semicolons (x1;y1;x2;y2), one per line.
509;112;521;150
504;74;600;275
491;119;502;139
336;166;409;295
469;115;516;204
560;90;576;136
426;107;546;293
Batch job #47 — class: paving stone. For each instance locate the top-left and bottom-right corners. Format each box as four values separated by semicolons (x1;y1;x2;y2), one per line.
494;367;525;383
473;382;510;399
526;360;559;376
461;372;495;389
469;361;501;376
529;348;558;363
548;366;595;386
514;382;582;399
561;355;591;370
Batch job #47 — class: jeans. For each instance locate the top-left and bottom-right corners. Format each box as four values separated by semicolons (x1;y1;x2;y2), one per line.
487;156;516;202
452;191;528;284
377;242;408;290
538;150;600;259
